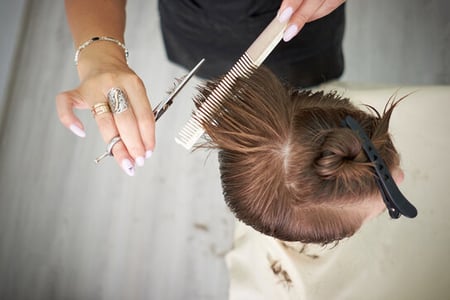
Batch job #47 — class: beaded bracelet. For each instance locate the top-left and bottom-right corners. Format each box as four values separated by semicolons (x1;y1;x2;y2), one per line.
74;36;129;65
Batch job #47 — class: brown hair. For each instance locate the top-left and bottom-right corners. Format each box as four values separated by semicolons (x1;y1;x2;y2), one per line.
197;66;401;244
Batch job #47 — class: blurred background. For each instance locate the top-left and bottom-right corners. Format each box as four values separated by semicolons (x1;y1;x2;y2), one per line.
0;0;449;299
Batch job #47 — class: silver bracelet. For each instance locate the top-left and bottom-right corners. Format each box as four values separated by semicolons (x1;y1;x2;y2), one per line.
74;36;129;65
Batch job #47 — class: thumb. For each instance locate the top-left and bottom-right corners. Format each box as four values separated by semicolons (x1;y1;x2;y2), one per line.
56;89;89;138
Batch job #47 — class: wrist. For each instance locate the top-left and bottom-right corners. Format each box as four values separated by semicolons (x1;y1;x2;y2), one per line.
75;40;129;80
74;36;128;65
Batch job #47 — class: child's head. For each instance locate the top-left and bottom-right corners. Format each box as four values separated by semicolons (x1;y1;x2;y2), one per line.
198;67;403;244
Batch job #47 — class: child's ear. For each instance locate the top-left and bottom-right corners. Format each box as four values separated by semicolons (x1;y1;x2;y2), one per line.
392;168;404;184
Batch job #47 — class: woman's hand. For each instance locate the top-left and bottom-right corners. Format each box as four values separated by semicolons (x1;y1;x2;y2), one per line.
56;42;155;176
278;0;346;41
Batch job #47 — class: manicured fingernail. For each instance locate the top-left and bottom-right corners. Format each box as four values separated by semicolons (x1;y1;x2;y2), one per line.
145;150;153;159
135;156;145;167
283;24;298;42
69;124;86;138
278;7;293;23
121;159;135;176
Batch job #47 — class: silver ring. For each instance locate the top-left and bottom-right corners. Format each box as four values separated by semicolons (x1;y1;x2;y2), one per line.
107;87;129;114
94;136;122;164
106;136;122;154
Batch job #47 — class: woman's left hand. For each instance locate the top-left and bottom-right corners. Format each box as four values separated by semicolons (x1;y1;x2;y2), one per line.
278;0;346;42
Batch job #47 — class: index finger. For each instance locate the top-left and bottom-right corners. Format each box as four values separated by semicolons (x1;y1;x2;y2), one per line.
56;89;89;137
279;0;326;41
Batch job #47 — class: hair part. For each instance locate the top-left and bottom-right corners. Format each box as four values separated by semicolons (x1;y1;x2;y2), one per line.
198;66;403;244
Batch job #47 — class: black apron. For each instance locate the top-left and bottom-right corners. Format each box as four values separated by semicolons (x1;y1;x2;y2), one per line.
159;0;345;87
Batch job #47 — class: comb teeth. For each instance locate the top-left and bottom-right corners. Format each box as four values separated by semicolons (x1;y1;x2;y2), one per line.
175;53;257;150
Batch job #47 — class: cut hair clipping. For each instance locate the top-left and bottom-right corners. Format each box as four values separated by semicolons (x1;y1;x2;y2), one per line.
342;116;418;219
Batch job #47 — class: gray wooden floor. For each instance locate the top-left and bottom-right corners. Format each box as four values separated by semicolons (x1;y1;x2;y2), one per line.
0;0;449;300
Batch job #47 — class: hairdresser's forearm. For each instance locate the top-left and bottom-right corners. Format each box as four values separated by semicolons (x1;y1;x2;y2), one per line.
65;0;128;77
65;0;126;45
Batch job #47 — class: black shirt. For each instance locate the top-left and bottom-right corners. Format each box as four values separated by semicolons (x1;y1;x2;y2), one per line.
159;0;345;87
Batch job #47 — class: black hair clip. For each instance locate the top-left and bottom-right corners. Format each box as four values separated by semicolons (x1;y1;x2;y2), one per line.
342;116;417;219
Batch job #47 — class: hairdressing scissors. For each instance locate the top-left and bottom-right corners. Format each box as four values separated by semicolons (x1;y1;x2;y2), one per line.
94;58;205;164
152;58;205;121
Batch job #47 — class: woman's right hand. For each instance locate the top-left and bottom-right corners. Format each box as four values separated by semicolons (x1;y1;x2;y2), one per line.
56;42;155;176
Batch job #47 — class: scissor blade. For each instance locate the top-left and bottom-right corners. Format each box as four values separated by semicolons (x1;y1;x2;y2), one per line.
168;58;205;101
153;58;205;121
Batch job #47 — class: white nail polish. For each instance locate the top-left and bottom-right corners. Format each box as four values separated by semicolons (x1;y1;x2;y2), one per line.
69;124;86;138
121;159;135;176
145;150;153;159
278;7;293;23
283;24;298;42
135;156;145;167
